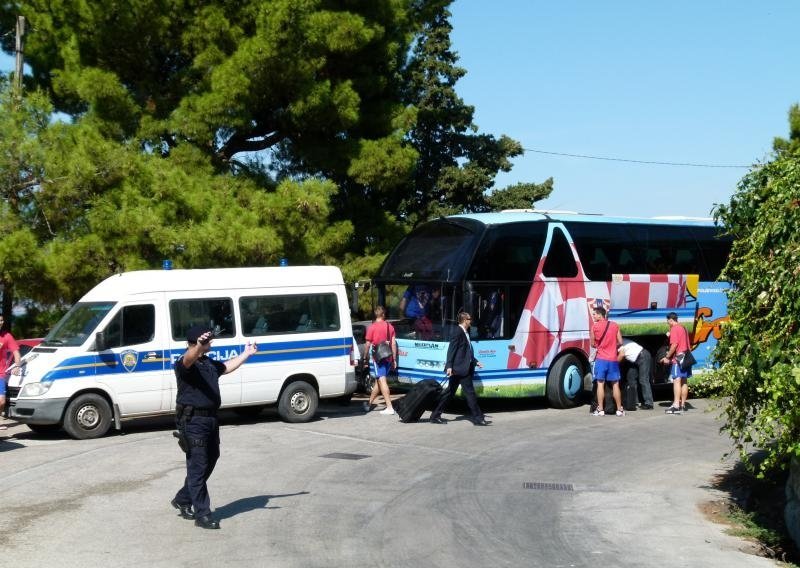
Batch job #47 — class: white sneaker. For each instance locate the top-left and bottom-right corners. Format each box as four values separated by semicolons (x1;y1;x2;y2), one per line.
362;402;372;412
379;408;395;416
615;409;625;417
591;409;604;416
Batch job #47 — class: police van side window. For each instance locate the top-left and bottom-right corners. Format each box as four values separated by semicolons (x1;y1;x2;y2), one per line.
169;298;236;341
240;293;341;336
104;305;156;347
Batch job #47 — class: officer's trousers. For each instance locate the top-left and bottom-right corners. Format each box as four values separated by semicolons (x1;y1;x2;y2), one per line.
174;415;220;517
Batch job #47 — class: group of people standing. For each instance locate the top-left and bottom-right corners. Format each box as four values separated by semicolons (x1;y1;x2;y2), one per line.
590;307;692;416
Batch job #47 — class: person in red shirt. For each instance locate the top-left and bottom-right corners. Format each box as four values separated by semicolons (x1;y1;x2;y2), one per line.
363;306;397;415
590;307;624;416
660;312;692;414
0;315;22;428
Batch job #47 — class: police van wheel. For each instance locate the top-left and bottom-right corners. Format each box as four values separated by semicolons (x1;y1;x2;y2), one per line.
278;381;318;423
546;353;584;409
63;393;113;440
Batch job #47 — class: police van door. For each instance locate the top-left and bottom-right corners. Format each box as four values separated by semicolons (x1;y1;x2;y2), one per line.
164;296;243;409
96;300;172;415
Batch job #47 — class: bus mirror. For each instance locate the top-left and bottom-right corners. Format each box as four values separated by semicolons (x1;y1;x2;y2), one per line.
95;331;107;351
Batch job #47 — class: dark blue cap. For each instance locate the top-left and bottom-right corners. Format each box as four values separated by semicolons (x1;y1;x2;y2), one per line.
186;325;212;344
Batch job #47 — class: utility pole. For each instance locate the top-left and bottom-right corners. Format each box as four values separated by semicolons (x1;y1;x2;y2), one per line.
3;16;27;326
14;15;26;99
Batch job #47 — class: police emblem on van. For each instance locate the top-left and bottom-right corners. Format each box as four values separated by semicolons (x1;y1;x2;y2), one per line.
121;350;138;372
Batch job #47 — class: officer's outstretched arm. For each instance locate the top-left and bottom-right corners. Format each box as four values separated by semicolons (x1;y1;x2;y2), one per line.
223;341;258;374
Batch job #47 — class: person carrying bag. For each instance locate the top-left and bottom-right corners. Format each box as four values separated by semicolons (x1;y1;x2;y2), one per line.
363;306;397;415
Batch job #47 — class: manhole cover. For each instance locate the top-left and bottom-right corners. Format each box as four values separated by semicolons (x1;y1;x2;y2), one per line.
523;481;574;491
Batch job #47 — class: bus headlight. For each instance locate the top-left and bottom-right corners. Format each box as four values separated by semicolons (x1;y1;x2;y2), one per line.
19;382;53;397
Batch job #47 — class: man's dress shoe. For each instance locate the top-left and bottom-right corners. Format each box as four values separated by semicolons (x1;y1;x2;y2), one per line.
194;515;221;529
429;417;447;424
171;498;194;520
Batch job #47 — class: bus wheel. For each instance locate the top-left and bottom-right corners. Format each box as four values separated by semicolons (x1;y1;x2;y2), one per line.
278;381;319;423
546;354;584;409
63;393;113;439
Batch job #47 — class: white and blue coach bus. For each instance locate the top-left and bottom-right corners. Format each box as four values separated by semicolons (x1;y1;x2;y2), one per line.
8;266;357;438
373;211;731;408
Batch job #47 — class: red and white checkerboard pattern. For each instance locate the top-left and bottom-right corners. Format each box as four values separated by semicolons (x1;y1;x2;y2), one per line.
507;268;686;370
610;274;686;310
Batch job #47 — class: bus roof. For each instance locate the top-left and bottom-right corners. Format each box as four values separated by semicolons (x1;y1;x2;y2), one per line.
452;210;717;227
82;266;344;300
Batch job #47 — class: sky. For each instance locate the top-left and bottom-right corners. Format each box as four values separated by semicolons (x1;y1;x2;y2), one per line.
449;1;800;217
2;2;799;219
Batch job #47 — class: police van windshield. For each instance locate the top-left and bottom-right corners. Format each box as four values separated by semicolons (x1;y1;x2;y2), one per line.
43;302;116;347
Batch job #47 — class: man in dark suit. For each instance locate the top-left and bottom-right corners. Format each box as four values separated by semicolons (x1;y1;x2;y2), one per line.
429;312;490;426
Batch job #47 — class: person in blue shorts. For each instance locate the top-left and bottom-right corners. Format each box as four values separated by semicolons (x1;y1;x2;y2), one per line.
660;312;692;414
363;306;397;415
591;307;624;416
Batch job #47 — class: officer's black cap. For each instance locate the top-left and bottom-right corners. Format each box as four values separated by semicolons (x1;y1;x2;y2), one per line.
186;325;212;344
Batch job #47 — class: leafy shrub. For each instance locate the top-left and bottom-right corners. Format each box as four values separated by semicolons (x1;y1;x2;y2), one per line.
713;148;800;476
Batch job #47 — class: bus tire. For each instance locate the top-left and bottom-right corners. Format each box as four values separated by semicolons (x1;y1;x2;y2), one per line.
546;353;584;409
278;381;318;423
62;393;113;439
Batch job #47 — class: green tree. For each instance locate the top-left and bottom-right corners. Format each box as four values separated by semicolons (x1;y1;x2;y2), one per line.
773;103;800;155
0;78;50;319
0;77;352;313
1;1;543;329
486;178;554;211
713;109;800;475
401;2;526;225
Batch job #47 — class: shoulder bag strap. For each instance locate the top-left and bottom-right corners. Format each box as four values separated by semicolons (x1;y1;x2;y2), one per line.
596;321;610;345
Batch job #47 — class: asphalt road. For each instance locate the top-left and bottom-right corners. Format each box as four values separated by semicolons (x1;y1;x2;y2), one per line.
0;395;775;568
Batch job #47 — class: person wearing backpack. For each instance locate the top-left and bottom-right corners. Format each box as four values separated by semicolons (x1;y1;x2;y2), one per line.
363;306;397;415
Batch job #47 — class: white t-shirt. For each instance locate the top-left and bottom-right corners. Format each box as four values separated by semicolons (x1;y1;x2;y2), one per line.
618;339;643;363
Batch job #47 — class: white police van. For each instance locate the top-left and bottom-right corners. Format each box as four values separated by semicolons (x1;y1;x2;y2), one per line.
8;266;357;439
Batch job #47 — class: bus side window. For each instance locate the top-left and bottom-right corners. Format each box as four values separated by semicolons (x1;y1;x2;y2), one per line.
692;226;732;280
475;288;504;339
542;228;578;278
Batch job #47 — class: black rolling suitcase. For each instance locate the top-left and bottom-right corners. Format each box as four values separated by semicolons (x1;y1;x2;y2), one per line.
396;379;443;423
623;368;639;411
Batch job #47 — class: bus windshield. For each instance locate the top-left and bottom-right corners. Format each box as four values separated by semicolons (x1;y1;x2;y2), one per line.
378;219;482;281
43;302;116;347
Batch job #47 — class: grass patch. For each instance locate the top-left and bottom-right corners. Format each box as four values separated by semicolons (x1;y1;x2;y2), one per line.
704;456;800;565
473;384;546;398
618;321;692;336
724;505;786;550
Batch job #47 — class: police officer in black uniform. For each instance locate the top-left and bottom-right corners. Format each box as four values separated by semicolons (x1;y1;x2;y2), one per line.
170;325;257;529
